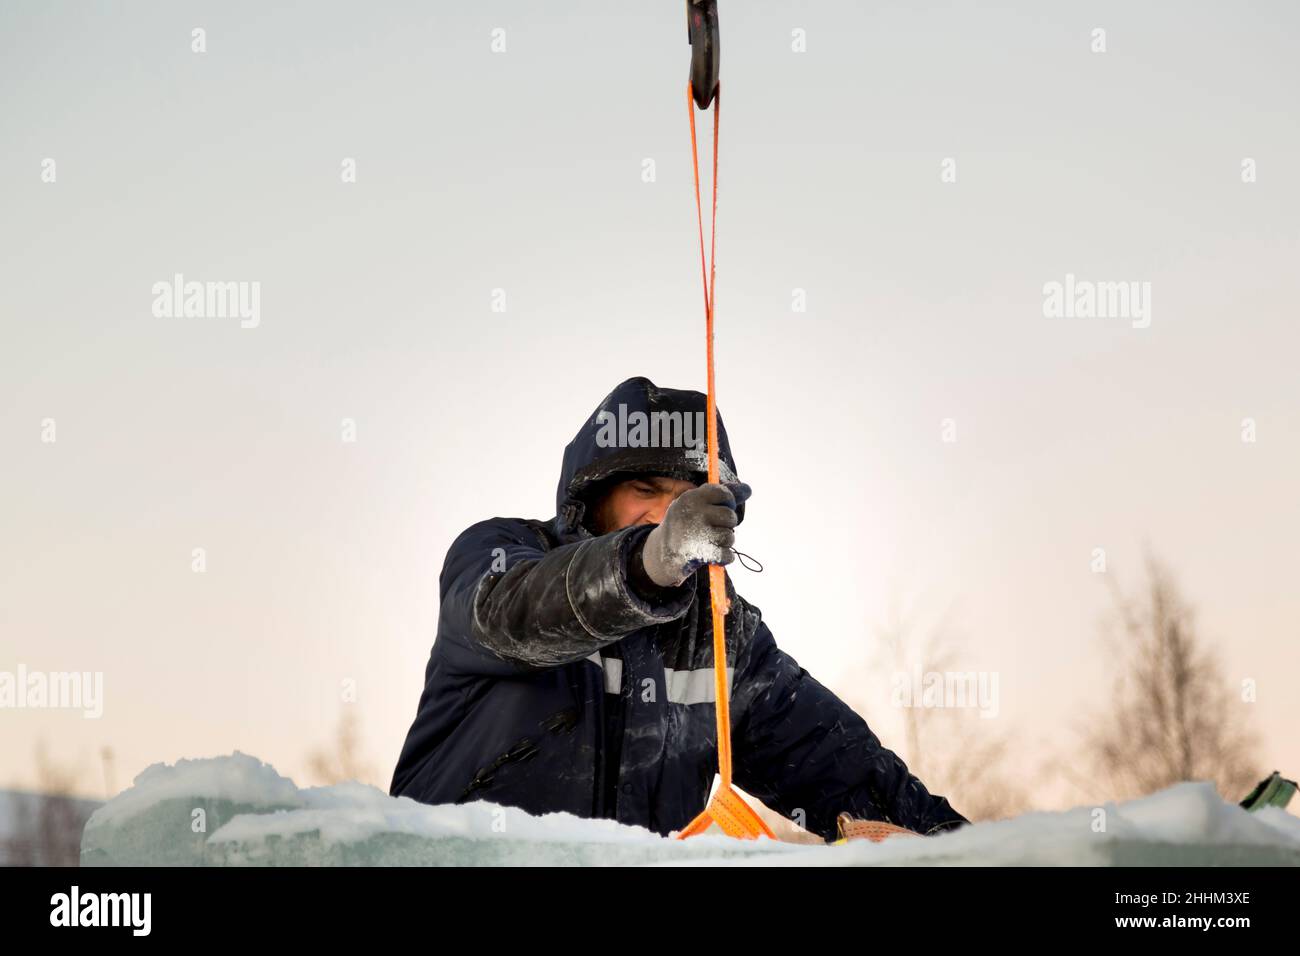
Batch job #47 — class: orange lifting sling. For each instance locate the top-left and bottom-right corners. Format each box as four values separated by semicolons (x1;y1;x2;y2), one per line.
675;73;775;843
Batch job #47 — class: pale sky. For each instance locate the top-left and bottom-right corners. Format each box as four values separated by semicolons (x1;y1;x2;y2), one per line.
2;0;1297;809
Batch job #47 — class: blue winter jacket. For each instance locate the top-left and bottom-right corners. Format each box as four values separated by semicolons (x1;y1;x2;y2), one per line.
390;376;968;841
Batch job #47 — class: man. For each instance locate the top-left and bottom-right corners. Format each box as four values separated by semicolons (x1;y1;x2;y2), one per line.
390;376;968;841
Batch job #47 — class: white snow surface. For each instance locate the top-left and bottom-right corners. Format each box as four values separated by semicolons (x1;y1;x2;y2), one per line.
81;752;1300;866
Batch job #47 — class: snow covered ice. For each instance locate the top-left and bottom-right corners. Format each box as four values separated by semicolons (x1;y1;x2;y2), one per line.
80;753;789;866
80;753;1300;866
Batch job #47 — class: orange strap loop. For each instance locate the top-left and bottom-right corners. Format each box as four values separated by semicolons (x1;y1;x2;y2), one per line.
676;81;774;843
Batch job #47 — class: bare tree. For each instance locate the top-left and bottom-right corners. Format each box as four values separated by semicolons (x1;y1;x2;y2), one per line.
845;594;1031;822
307;708;380;786
33;742;87;865
101;745;117;799
1082;553;1260;802
3;793;37;866
735;597;1029;841
1;742;92;866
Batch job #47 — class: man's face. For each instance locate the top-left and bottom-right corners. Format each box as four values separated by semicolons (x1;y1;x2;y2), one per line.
589;475;697;534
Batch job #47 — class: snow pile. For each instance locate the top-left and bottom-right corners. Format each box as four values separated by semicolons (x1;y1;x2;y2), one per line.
81;753;1300;866
80;753;305;866
81;753;796;866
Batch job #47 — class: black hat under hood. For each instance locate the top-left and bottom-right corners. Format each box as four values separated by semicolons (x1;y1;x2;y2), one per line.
554;376;743;541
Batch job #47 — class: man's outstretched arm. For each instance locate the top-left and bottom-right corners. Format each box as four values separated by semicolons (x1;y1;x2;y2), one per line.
730;614;969;842
436;519;696;676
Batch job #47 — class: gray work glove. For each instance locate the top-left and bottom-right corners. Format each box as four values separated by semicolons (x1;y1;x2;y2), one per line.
640;482;751;588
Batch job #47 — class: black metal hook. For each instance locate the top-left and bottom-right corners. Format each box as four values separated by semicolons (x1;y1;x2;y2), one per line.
687;0;719;110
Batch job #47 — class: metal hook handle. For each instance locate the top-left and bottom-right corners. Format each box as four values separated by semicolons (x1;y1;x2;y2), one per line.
687;0;719;110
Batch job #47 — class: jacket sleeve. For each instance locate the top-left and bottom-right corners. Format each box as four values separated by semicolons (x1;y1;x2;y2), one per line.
729;614;969;842
435;518;697;676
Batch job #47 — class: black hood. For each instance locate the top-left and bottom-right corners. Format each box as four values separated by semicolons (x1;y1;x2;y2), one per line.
554;376;742;540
